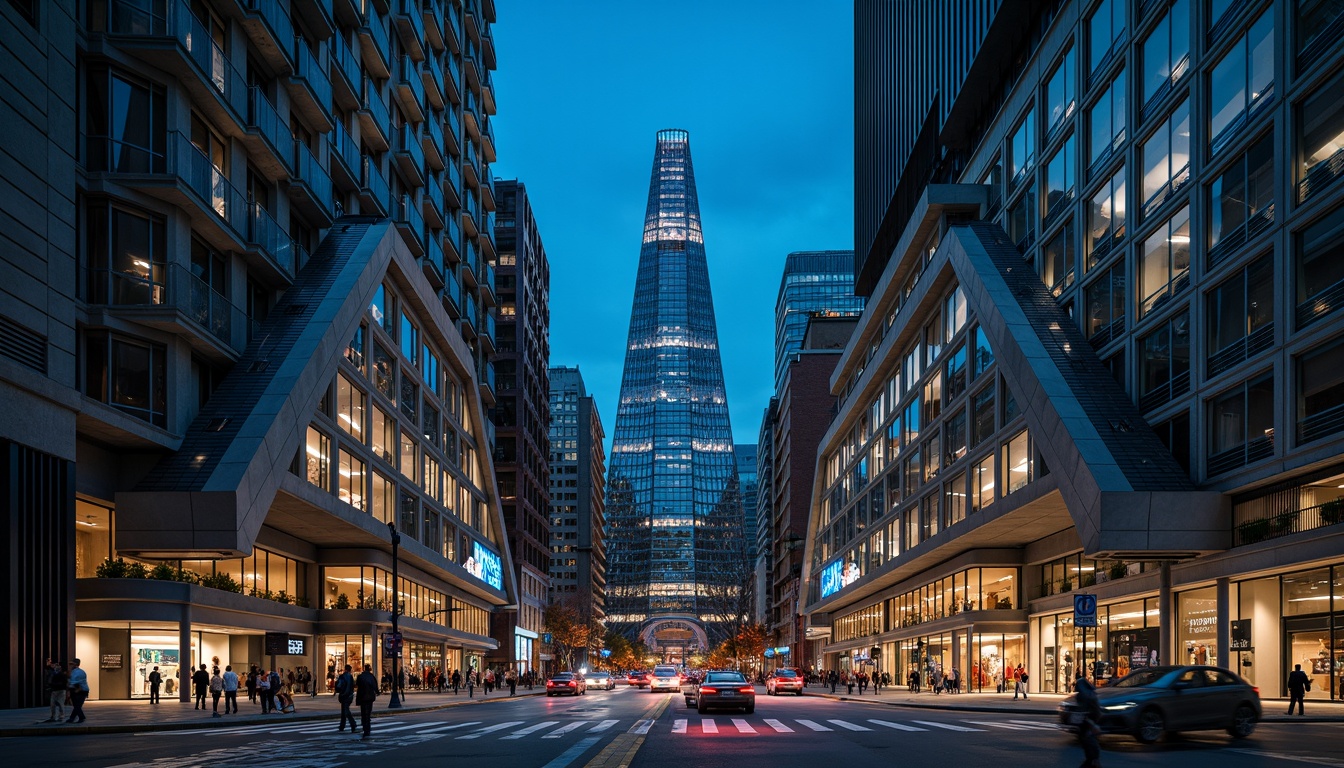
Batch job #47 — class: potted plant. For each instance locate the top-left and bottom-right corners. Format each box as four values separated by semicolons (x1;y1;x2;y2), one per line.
1321;498;1344;525
1060;579;1073;593
1081;574;1096;588
1238;518;1271;545
333;593;351;610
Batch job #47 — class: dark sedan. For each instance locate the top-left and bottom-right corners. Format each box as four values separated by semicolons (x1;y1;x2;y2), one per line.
545;672;587;696
695;671;755;714
1058;665;1261;743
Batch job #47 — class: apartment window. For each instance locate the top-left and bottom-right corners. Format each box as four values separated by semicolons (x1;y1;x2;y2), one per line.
1009;110;1036;187
370;284;395;334
972;326;994;379
1088;0;1126;74
1207;254;1273;376
399;431;417;482
421;344;440;394
904;450;921;494
1045;48;1076;135
1208;374;1274;474
1138;311;1191;410
1085;264;1126;344
338;450;366;511
971;454;995;512
82;202;167;305
1041;220;1076;296
82;330;167;427
1002;378;1020;424
920;493;940;540
943;472;968;528
1297;338;1344;443
1088;70;1127;168
83;68;166;173
1298;69;1344;203
944;286;967;341
1044;136;1077;222
946;344;968;401
1001;431;1032;495
336;373;365;440
346;324;366;373
1153;410;1192;474
1294;204;1344;329
1209;132;1274;265
1209;0;1235;33
924;434;942;483
1087;167;1126;268
984;157;1004;216
1140;0;1191;109
924;371;943;424
1139;205;1192;318
1297;0;1344;67
1008;189;1037;251
399;489;418;542
1209;10;1274;151
372;342;395;400
1141;100;1191;215
422;454;441;502
372;405;394;462
400;311;418;367
945;408;968;465
372;471;394;524
972;386;996;447
423;401;440;449
306;426;330;491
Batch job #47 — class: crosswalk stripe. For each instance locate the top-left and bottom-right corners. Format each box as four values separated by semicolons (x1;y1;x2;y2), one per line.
763;718;794;733
964;721;1034;730
911;720;982;732
541;736;603;768
502;721;560;739
588;719;620;732
375;722;452;734
543;721;590;739
828;719;872;731
414;721;482;734
631;719;654;735
672;719;688;734
457;721;525;739
796;719;833;732
1008;720;1064;730
868;719;927;732
732;719;756;734
702;719;718;734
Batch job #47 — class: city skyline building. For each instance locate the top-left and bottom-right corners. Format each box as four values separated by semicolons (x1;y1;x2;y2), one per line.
605;129;746;654
737;442;760;565
547;366;608;626
773;250;865;393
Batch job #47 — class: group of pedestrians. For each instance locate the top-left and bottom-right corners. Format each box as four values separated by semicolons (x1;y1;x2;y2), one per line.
333;663;380;740
189;663;240;716
41;658;88;724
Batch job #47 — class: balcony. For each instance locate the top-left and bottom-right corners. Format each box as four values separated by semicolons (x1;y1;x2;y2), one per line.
481;65;495;116
395;55;427;124
423;171;446;228
444;52;462;104
479;171;494;210
394;0;426;62
442;273;462;319
394;194;426;255
479;358;495;406
443;208;462;264
328;118;361;191
463;6;481;45
442;104;461;156
422;53;445;111
246;201;297;277
460;238;479;289
357;80;391;152
459;292;478;339
444;152;462;207
463;89;481;140
463;54;482;94
241;0;295;73
423;230;446;289
422;0;445;52
393;122;427;188
445;3;462;54
462;140;481;189
480;26;496;69
479;259;496;307
358;10;392;80
422;116;446;171
243;86;294;180
462;190;479;238
291;0;335;40
288;37;335;133
480;311;496;355
329;33;361;110
359;156;391;217
479;113;496;163
290;139;335;225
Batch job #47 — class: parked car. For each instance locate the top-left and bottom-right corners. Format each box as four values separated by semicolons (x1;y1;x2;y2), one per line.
545;672;587;697
650;664;681;692
695;670;755;714
1057;666;1261;743
586;671;616;690
766;669;804;696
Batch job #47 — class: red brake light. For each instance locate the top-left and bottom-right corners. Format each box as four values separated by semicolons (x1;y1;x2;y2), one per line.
699;686;718;694
738;686;754;693
1252;686;1260;696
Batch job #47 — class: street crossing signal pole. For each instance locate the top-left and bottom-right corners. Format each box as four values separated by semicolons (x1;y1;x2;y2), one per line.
388;521;402;709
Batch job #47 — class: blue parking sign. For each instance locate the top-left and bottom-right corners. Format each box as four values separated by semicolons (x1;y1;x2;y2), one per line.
1074;593;1098;627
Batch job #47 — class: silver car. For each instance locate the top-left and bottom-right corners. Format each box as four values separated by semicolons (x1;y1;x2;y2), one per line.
585;671;616;690
695;671;755;714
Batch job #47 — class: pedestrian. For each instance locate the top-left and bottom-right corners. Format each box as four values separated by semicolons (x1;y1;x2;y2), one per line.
857;670;867;694
436;668;445;694
931;668;943;695
66;659;89;724
246;666;258;703
355;663;379;740
1073;675;1103;768
485;668;495;695
845;671;854;695
507;668;517;696
1019;669;1030;700
257;668;272;714
452;669;462;695
44;660;67;722
191;664;210;710
949;667;960;694
1287;664;1310;715
1013;664;1026;700
335;664;356;732
908;669;919;693
467;669;476;698
222;665;239;714
209;667;224;716
146;665;162;704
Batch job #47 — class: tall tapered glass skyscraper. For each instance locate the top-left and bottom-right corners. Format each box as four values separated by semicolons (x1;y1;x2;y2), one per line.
607;130;745;654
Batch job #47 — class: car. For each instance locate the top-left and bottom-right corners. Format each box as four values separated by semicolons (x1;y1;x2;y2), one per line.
586;671;616;690
650;664;681;692
1057;665;1261;743
766;669;804;696
545;672;587;696
627;671;649;688
695;670;755;714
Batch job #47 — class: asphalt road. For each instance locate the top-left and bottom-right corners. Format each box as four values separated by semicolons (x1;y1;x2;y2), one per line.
4;686;1342;768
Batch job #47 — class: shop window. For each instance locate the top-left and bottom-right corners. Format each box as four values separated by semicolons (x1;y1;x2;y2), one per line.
1138;311;1190;411
1139;205;1192;318
1088;0;1126;74
1208;373;1275;475
1139;0;1191;110
75;500;113;578
981;568;1017;609
81;202;167;306
306;426;330;491
1209;9;1274;152
82;330;168;427
1141;101;1191;216
338;449;365;511
336;373;365;440
1088;69;1126;169
1297;69;1344;203
1086;168;1126;269
1294;204;1344;329
1296;337;1344;444
1207;254;1273;376
1002;430;1032;495
1043;136;1076;223
1041;219;1076;296
1085;264;1125;345
1209;133;1274;267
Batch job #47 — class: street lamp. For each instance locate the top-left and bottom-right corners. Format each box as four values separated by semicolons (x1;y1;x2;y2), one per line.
387;520;402;709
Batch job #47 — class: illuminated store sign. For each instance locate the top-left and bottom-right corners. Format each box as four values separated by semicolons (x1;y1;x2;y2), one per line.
820;558;862;599
466;541;503;590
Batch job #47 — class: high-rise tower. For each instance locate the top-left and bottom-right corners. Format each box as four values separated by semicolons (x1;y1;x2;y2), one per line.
606;130;745;654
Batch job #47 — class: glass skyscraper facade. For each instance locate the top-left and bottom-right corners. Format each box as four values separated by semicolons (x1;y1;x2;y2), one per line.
606;130;745;643
774;250;865;392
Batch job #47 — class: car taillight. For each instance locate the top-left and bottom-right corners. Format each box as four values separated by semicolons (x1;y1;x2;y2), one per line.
567;681;575;686
1252;686;1260;696
699;686;718;694
738;686;754;693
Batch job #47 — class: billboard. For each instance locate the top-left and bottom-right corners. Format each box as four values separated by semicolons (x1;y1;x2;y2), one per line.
819;558;861;599
466;541;504;590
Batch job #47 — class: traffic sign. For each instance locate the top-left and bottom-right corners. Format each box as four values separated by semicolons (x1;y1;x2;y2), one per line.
1073;594;1098;628
764;649;776;658
542;633;552;644
600;649;612;658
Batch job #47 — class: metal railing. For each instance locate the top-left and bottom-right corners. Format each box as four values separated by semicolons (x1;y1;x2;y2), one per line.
247;86;292;172
330;118;360;179
292;36;333;110
361;156;391;214
331;32;361;97
293;139;333;218
1236;500;1344;547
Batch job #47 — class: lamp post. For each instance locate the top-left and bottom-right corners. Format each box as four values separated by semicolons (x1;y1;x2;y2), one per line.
387;520;402;709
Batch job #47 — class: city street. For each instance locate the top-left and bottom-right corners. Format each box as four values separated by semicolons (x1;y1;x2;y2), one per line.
4;687;1342;768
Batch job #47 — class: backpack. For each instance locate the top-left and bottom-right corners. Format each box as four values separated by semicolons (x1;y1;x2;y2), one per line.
210;676;224;693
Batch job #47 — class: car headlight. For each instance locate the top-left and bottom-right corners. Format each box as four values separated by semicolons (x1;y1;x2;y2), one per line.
1103;702;1138;711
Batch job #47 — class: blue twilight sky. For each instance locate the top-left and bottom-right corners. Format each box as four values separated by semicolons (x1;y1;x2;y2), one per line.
491;1;855;447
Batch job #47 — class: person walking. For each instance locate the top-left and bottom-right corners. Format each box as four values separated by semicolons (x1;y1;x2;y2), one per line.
1073;675;1103;768
246;666;257;703
1287;664;1311;715
452;669;462;695
147;665;162;704
828;669;838;693
191;664;210;710
908;669;919;693
506;668;517;696
485;668;495;695
44;661;67;722
257;669;273;714
65;659;89;724
931;668;943;695
209;667;224;717
355;663;379;740
335;664;356;732
222;665;239;714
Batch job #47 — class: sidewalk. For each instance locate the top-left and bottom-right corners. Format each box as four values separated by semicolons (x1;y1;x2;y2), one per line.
0;687;547;738
801;687;1344;723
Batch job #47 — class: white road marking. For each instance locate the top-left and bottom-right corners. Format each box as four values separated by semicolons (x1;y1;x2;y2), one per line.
374;721;457;734
701;718;718;733
541;735;603;768
868;719;927;732
1007;719;1064;730
671;718;688;734
631;718;654;735
588;719;620;732
543;721;590;739
763;718;794;732
732;718;756;733
502;721;560;739
414;720;482;734
911;720;982;732
796;719;833;732
963;721;1036;730
1224;748;1344;767
828;719;873;731
456;720;525;739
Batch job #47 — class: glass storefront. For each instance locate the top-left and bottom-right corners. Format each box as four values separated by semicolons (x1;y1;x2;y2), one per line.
1035;598;1160;692
321;634;372;691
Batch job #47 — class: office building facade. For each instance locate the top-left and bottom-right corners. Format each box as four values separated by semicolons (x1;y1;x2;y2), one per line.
0;0;506;706
548;366;608;624
809;0;1344;702
773;250;865;393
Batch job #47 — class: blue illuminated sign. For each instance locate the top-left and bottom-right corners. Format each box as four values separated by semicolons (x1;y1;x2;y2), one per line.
819;557;861;599
467;541;503;590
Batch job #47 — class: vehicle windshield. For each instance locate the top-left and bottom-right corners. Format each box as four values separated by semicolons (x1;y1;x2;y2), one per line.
589;672;609;678
775;670;797;678
1112;667;1180;688
705;673;747;684
654;666;678;677
551;673;574;680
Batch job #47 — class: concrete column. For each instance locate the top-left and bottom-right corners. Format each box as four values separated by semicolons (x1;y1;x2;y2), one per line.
178;606;192;702
1159;562;1173;666
1216;577;1231;669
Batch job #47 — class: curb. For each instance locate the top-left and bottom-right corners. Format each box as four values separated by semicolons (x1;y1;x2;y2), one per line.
0;690;548;738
